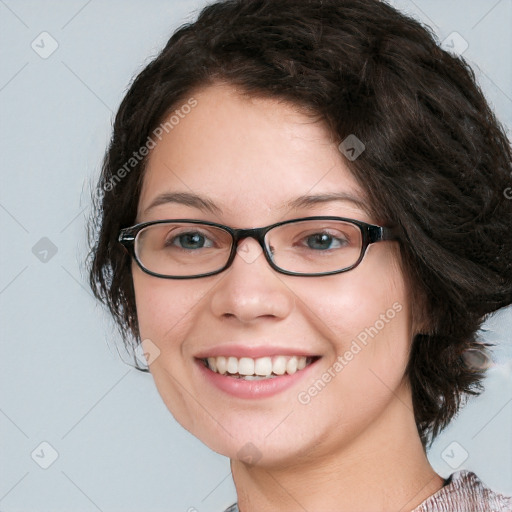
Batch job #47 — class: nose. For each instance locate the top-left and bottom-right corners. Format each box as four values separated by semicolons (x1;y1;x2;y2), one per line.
209;238;295;323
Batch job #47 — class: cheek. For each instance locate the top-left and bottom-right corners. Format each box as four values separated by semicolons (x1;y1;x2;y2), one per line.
291;254;410;354
292;252;412;399
132;267;205;342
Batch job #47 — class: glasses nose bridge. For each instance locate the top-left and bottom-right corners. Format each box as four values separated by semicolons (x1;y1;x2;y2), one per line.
231;226;269;251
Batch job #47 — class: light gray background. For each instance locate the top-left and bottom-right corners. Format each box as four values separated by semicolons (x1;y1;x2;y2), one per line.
1;1;511;511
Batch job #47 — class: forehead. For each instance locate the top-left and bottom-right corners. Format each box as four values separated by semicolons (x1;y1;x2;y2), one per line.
137;84;369;224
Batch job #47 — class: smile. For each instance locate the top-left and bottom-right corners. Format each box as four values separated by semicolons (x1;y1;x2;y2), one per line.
202;355;317;380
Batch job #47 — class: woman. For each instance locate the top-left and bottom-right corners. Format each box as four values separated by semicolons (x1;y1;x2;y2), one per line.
88;0;512;510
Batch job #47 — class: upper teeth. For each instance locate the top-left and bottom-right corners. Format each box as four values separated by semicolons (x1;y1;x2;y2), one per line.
206;355;308;377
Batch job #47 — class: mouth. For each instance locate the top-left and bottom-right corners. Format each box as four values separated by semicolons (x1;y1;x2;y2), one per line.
199;355;320;380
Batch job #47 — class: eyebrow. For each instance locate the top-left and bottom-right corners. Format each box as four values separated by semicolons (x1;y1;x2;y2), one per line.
144;192;222;215
143;191;368;216
284;192;368;213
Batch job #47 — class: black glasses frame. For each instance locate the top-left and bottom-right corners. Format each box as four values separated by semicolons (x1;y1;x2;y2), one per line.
118;216;400;279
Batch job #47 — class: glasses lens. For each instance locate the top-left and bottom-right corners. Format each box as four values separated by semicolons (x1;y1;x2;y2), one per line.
266;219;363;274
135;222;232;277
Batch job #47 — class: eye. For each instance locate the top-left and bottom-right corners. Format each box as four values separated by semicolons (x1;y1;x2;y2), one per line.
302;231;349;251
165;230;215;250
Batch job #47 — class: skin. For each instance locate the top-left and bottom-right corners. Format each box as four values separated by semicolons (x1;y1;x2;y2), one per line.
132;83;445;511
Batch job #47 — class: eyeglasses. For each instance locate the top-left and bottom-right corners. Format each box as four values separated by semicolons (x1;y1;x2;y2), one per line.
118;216;399;279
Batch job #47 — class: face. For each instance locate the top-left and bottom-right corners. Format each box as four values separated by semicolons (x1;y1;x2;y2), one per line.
132;84;414;467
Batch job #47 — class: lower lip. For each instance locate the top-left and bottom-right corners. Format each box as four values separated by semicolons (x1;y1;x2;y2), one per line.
195;358;319;399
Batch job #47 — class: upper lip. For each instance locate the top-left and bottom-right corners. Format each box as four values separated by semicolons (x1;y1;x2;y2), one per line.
194;344;320;359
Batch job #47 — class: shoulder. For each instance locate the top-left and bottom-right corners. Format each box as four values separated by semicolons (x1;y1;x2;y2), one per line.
413;470;512;512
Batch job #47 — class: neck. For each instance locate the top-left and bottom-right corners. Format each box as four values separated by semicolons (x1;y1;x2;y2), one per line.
230;383;444;512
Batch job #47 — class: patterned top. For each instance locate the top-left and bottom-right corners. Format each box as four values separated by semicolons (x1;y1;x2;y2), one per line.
223;470;512;511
